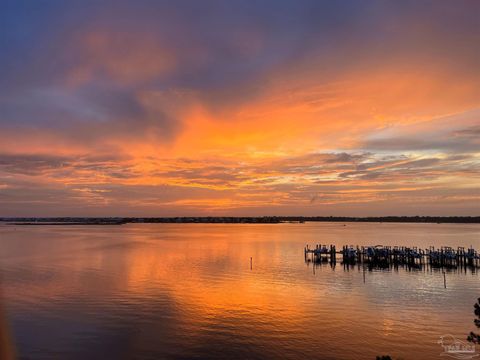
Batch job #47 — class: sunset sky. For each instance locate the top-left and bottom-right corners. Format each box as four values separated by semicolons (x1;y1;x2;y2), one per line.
0;0;479;216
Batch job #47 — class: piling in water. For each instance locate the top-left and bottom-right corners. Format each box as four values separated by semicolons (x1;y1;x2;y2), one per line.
305;244;480;272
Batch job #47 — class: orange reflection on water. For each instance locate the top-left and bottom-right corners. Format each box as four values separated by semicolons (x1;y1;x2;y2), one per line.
1;223;480;359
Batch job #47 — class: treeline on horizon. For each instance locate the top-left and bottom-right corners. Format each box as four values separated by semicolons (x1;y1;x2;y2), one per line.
1;216;480;224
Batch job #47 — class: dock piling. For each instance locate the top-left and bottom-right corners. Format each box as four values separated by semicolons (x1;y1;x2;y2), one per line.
304;243;480;274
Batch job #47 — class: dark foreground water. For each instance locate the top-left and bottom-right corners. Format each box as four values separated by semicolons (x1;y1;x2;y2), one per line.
0;222;479;359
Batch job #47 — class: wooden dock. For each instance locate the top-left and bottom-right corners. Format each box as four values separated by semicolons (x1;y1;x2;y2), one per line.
304;244;480;269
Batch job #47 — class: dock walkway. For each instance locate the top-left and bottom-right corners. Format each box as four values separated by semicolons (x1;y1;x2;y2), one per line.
305;244;480;268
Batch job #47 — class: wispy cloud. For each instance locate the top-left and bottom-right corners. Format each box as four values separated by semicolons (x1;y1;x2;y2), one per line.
1;150;478;215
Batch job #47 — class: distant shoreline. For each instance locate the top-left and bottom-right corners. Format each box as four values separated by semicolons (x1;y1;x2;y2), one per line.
1;216;479;225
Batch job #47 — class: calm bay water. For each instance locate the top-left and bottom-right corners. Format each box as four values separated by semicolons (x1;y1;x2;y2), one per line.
0;222;479;359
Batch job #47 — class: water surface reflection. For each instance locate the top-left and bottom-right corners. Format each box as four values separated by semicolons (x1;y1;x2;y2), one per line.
0;223;479;359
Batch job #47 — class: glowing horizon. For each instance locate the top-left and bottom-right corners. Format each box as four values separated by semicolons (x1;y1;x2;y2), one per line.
0;1;479;216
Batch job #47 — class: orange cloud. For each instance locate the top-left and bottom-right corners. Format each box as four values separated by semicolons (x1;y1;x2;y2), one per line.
1;2;479;216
